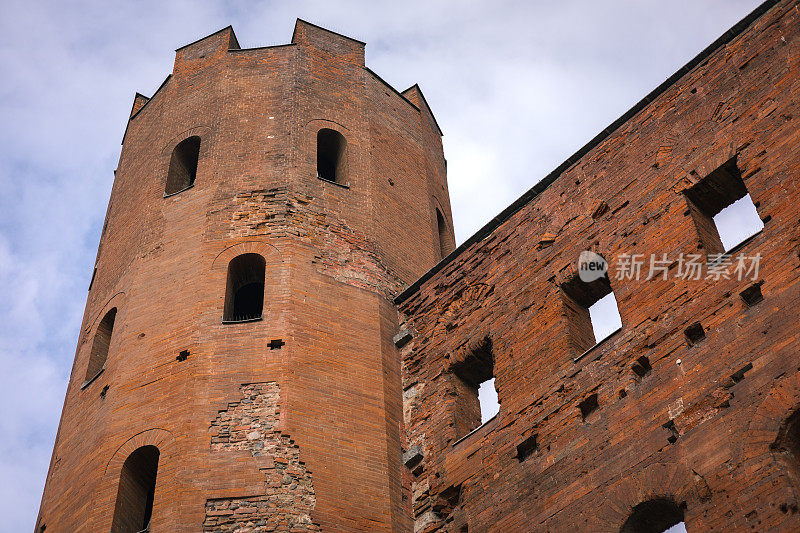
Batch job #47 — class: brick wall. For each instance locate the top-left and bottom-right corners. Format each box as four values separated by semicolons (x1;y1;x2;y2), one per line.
399;1;800;531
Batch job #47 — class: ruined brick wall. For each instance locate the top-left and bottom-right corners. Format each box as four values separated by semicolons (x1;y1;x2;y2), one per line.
36;21;450;532
399;1;800;531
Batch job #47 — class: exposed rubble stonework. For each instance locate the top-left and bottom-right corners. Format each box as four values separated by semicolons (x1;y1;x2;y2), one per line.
204;382;320;532
397;0;800;531
228;187;405;300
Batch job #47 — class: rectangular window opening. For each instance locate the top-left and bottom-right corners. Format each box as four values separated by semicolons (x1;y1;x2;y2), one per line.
562;273;622;357
579;393;600;422
450;338;497;440
683;158;763;255
516;434;538;462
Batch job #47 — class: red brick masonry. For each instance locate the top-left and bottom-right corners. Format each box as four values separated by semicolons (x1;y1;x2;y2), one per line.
397;0;800;531
36;19;451;533
38;1;800;531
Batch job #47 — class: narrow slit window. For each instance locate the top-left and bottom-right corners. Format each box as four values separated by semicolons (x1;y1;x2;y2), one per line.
683;158;763;255
436;208;453;258
111;445;159;533
85;308;116;383
165;136;200;195
317;128;346;184
223;253;266;323
561;270;622;356
450;338;497;439
620;498;686;533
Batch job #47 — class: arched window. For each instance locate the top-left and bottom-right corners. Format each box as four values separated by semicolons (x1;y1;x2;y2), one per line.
620;498;686;533
85;308;116;383
165;136;201;195
111;445;160;533
223;253;266;322
317;128;346;184
436;208;453;258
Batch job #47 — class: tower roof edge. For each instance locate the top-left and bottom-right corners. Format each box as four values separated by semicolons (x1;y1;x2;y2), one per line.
175;25;240;52
402;84;443;137
291;19;367;47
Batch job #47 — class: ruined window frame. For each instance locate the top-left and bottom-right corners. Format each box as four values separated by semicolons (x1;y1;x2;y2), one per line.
560;271;623;362
682;156;764;257
448;337;499;442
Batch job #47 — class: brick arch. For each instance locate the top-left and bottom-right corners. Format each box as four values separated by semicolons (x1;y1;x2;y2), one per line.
304;119;360;188
741;371;800;499
589;462;700;531
552;248;612;289
93;428;179;532
83;291;125;338
431;195;452;231
744;371;800;456
79;292;126;381
211;241;282;270
211;241;285;322
670;142;737;194
160;125;213;156
434;282;494;336
104;428;175;475
305;118;351;131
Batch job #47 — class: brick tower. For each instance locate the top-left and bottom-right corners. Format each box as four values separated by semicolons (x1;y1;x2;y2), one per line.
36;21;452;532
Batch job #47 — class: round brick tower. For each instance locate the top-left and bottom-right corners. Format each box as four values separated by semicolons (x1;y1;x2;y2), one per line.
36;21;453;532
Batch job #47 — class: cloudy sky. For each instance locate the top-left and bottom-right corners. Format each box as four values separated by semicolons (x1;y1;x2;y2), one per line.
0;0;762;529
